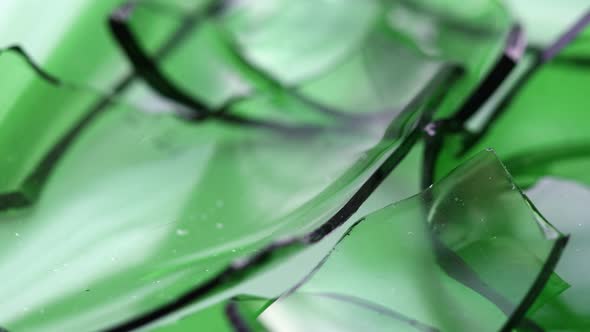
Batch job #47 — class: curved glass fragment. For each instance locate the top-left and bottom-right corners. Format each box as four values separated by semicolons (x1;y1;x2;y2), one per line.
0;58;429;330
0;1;581;331
254;150;567;332
422;7;590;332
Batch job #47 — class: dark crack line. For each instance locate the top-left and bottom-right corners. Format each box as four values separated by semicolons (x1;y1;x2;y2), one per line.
101;128;419;331
457;54;540;156
420;25;526;188
450;25;524;127
304;126;422;243
431;233;516;316
109;1;216;119
421;120;446;190
458;10;590;154
500;236;569;332
105;7;580;331
102;238;305;332
420;25;525;189
225;299;255;332
419;180;544;330
305;65;459;243
277;152;559;332
0;46;61;85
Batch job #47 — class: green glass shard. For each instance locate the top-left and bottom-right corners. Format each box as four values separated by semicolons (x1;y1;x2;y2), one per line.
409;0;514;120
256;150;567;332
412;6;590;332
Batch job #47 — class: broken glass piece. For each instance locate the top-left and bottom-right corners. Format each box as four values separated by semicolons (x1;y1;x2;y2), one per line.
0;69;427;330
255;150;567;332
